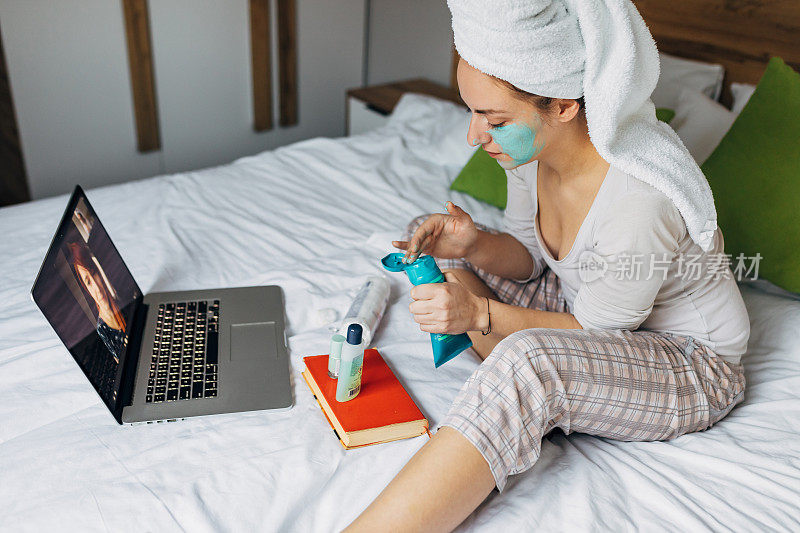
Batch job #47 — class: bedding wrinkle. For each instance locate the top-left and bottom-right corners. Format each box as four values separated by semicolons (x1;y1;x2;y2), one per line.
83;425;188;532
88;489;112;532
582;444;725;531
188;484;227;533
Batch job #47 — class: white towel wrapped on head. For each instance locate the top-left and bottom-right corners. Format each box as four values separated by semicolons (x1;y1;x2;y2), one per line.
448;0;718;251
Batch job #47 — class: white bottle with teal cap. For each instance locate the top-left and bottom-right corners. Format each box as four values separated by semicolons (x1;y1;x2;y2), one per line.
336;323;364;402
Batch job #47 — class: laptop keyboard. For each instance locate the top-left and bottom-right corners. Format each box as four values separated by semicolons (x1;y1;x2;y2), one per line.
146;300;219;403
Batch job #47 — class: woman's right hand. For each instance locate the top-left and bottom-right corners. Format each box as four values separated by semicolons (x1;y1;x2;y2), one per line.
392;201;479;263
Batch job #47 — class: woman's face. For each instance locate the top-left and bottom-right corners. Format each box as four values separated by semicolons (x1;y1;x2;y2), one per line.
76;263;109;313
458;59;571;170
76;211;91;235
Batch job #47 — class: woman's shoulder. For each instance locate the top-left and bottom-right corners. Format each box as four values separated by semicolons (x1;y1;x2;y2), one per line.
594;167;687;247
604;168;682;220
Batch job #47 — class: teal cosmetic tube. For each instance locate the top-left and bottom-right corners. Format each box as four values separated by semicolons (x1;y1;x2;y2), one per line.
381;253;473;367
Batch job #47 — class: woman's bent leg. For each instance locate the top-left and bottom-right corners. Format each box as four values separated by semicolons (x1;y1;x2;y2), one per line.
347;327;743;530
441;328;745;491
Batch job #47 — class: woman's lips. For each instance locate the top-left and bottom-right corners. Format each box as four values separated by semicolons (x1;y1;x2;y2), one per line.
485;150;503;158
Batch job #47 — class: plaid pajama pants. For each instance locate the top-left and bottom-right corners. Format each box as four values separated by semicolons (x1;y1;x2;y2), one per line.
404;215;746;491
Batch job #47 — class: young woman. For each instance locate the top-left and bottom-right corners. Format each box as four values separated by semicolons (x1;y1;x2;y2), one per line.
67;241;128;363
345;1;749;531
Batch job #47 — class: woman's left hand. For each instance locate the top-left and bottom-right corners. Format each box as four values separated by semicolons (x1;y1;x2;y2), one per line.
409;272;481;334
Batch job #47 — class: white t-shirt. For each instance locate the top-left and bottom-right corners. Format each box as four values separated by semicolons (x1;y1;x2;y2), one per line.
503;161;750;362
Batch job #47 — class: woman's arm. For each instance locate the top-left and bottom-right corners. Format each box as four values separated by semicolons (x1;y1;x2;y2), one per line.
464;230;538;281
411;191;686;341
409;276;581;339
394;202;539;281
471;296;582;335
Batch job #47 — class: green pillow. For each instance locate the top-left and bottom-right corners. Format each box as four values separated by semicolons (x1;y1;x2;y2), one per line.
702;57;800;292
450;148;507;209
656;107;676;124
450;108;676;209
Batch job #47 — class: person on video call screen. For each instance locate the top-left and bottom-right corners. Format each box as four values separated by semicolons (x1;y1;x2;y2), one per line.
64;240;128;364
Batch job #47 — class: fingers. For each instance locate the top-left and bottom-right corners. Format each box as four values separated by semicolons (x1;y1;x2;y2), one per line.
403;228;427;263
404;220;436;263
409;298;437;330
409;284;446;322
409;298;436;315
445;200;469;220
408;283;464;334
442;270;464;284
399;205;469;264
413;233;435;259
409;283;439;300
419;323;446;334
409;304;444;330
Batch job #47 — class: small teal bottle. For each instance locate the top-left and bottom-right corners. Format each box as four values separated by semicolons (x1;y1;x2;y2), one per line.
327;333;345;378
381;253;473;367
336;324;364;402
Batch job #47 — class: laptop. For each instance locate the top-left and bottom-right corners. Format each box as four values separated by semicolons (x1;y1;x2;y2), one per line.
31;185;293;424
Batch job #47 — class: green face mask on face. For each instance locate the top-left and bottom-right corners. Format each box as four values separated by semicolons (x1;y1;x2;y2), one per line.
488;121;545;168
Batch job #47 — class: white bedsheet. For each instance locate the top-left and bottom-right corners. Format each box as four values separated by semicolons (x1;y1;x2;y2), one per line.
1;94;798;531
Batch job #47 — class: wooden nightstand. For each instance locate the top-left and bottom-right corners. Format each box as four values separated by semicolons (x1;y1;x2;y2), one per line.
345;78;464;136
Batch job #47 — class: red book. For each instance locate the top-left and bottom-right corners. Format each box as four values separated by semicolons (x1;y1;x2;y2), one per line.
301;349;429;449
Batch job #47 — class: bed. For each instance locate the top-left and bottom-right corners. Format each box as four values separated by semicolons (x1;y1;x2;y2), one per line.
1;91;799;531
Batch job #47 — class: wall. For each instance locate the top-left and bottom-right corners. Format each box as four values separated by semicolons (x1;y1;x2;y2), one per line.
0;0;365;200
148;0;365;174
0;0;162;200
365;0;453;87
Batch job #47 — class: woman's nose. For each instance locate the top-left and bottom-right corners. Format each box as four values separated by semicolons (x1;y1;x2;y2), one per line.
466;115;491;147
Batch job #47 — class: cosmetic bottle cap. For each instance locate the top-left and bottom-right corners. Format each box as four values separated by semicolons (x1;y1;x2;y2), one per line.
381;253;444;285
330;334;345;356
381;253;408;272
346;323;363;345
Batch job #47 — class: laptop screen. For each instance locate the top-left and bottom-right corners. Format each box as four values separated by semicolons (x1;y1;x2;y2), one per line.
32;187;141;415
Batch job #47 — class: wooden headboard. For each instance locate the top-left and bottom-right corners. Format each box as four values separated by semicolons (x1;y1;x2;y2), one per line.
635;0;800;104
450;0;800;105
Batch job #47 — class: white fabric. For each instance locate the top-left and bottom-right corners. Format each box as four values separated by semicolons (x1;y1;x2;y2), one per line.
448;0;585;99
504;161;750;360
447;0;719;251
1;94;799;531
651;52;726;109
672;88;737;164
731;82;757;114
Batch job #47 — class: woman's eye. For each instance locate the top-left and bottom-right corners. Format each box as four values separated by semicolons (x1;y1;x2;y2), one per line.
488;121;506;128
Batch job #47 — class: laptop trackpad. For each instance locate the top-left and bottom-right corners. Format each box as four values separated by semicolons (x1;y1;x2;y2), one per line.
230;322;277;362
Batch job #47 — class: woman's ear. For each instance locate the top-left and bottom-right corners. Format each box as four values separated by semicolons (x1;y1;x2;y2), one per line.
554;99;582;123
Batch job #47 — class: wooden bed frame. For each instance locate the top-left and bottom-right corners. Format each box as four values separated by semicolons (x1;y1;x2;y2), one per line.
450;0;800;106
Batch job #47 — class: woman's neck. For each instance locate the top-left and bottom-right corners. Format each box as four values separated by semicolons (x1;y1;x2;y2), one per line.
98;305;121;330
536;118;608;185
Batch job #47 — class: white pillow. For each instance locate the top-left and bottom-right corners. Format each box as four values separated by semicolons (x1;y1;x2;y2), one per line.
388;93;474;167
671;88;736;164
651;52;725;110
731;82;756;114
